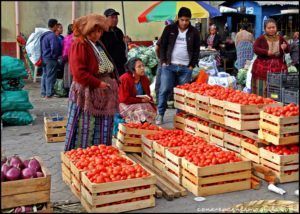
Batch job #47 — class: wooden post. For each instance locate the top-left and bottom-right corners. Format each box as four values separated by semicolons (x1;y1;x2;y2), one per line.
72;1;75;22
15;1;20;59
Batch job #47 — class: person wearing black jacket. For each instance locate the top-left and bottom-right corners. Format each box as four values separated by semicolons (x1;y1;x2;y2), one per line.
204;24;222;50
155;7;200;125
101;8;130;76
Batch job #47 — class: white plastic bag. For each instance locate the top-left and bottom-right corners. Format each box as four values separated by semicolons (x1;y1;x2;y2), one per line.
198;55;218;76
245;54;257;89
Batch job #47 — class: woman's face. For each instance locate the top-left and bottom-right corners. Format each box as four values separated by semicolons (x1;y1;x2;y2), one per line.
87;28;103;43
265;22;277;36
210;28;217;35
134;60;145;76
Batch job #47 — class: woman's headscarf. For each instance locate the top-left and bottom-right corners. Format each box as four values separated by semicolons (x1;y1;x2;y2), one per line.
73;13;109;37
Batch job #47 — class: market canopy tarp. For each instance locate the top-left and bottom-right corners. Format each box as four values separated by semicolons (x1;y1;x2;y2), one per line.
138;1;221;23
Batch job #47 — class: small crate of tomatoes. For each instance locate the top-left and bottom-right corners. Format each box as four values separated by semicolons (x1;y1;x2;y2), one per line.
152;130;207;172
223;131;245;154
209;97;225;125
116;122;163;153
258;104;299;145
240;138;260;164
174;112;188;131
165;143;209;185
259;145;299;183
195;119;210;142
184;90;197;115
181;146;252;196
61;145;123;199
185;115;200;135
81;156;156;213
174;85;186;111
209;125;228;148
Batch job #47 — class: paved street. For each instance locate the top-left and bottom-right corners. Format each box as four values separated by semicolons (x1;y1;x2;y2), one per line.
1;80;299;213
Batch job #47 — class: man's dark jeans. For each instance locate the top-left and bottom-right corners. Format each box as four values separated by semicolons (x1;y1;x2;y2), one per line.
41;59;58;97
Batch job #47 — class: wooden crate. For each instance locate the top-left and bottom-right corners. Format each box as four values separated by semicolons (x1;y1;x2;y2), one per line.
174;100;186;111
174;114;186;130
80;160;156;213
224;102;282;131
44;117;67;143
165;149;182;184
259;147;299;183
209;98;225;125
209;125;226;147
181;157;251;196
240;140;260;164
1;157;51;209
153;151;166;172
195;122;210;142
185;117;197;135
142;152;153;165
141;135;154;157
223;132;242;154
195;94;210;120
185;91;197;115
259;112;299;145
224;141;240;154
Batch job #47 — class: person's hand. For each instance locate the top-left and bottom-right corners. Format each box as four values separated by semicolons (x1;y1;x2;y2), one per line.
99;81;110;89
267;50;273;56
281;43;287;51
124;35;131;43
141;97;151;103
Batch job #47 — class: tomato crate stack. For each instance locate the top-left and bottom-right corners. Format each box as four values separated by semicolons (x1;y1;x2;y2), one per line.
165;148;183;184
185;91;197;115
209;98;225;125
174;87;186;111
1;156;52;213
240;138;260;164
181;150;252;196
195;93;210;120
174;112;187;131
195;118;210;142
185;115;199;135
141;135;155;165
209;125;227;147
116;123;163;153
44;116;67;143
223;131;244;154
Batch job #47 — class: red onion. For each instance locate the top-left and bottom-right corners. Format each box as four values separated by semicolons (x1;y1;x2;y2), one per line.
6;167;21;181
1;171;5;182
36;171;44;178
21;168;34;179
9;155;24;169
23;159;30;168
2;163;12;175
1;156;7;166
28;158;41;172
14;206;32;213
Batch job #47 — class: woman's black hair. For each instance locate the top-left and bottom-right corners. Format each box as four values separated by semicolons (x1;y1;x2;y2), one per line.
125;57;143;73
68;24;73;35
264;18;277;29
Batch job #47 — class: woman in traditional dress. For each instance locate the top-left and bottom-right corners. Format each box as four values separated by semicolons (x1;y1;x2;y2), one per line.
64;14;119;151
204;24;222;66
118;57;156;123
252;18;290;97
235;24;254;70
62;24;74;91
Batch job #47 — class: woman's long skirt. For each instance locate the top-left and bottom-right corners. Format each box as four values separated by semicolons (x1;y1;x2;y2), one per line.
64;101;114;151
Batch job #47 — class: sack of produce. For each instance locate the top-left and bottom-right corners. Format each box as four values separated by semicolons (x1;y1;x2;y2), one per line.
54;79;68;97
1;90;34;112
1;56;28;79
1;111;33;126
1;78;25;91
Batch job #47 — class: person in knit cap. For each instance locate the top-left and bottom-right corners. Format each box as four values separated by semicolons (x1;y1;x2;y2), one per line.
64;14;120;151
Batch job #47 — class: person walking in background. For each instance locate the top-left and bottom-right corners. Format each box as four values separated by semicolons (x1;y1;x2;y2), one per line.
55;23;64;79
252;18;290;97
101;8;130;76
156;7;200;125
56;23;64;47
40;18;61;98
290;31;299;70
119;57;156;123
62;24;74;91
64;14;119;151
235;24;254;70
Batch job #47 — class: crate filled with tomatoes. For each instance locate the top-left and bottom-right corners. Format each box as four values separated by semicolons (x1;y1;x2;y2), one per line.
174;86;186;111
185;90;197;115
181;146;251;196
185;115;201;135
259;145;299;183
223;131;244;154
174;112;188;131
80;156;156;213
209;125;228;147
195;119;210;142
141;135;155;164
116;123;163;153
258;104;299;145
223;92;281;130
240;138;260;164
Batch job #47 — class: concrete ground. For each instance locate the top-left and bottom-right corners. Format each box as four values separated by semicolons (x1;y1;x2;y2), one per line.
1;80;299;213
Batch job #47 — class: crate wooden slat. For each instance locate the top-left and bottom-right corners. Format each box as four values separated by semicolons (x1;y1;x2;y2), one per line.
142;152;154;165
174;100;186;111
116;140;143;153
181;157;251;196
259;148;298;165
1;156;51;209
195;94;210;120
209;98;224;125
224;141;240;154
165;149;182;184
118;123;162;136
240;140;260;164
44;117;67;143
209;135;224;147
153;151;166;172
195;122;210;142
174;87;186;96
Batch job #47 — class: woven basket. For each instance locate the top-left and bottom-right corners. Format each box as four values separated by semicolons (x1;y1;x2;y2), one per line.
227;200;299;213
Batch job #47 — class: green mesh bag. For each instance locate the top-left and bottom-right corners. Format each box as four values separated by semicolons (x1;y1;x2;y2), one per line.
1;111;33;126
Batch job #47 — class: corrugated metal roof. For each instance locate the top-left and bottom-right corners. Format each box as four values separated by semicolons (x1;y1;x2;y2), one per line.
255;1;299;6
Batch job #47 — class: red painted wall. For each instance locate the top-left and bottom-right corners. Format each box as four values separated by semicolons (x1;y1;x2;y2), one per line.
1;42;17;57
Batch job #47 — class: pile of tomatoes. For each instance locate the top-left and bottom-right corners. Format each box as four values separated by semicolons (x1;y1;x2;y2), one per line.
146;130;185;141
264;103;299;117
175;83;276;105
125;122;162;131
264;145;299;155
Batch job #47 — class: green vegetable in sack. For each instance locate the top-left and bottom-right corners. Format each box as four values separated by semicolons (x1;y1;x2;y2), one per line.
1;90;33;112
1;78;25;91
237;68;248;86
1;111;33;126
144;66;154;83
54;79;68;97
1;56;28;79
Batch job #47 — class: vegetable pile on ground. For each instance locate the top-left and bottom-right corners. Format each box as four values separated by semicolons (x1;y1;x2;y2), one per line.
1;155;44;182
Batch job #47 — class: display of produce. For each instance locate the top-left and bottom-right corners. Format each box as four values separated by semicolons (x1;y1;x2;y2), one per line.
264;103;299;117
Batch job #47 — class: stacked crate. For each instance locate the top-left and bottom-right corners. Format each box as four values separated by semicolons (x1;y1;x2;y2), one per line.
195;119;210;142
195;93;210;120
223;131;244;154
141;135;155;165
181;156;251;196
152;141;168;172
174;87;186;111
165;148;182;184
240;138;260;164
209;124;227;147
174;112;187;131
44;116;67;143
209;98;225;125
185;91;197;115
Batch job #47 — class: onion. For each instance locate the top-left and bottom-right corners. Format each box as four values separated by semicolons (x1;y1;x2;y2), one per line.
28;158;41;172
1;156;7;166
21;168;34;179
6;167;21;181
23;159;30;168
2;163;12;175
1;171;5;182
36;171;44;178
9;155;24;169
